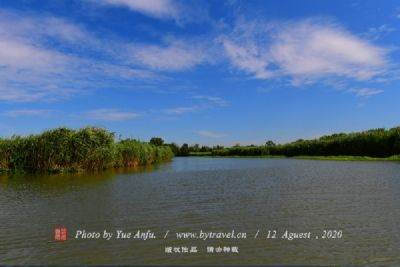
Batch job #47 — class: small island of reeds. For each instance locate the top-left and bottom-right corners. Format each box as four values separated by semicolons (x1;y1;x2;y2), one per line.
0;127;173;173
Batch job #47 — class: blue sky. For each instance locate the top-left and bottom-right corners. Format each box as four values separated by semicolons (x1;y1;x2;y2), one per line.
0;0;399;145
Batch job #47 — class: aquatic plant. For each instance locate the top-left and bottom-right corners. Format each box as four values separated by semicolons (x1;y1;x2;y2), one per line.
211;127;400;158
0;127;173;173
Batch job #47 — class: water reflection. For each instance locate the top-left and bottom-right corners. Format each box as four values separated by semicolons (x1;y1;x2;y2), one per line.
0;164;163;192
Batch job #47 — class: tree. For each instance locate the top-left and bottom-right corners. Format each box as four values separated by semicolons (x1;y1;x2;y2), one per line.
213;145;224;150
200;145;212;152
167;143;180;155
190;144;200;152
265;140;276;147
179;143;190;156
150;137;164;146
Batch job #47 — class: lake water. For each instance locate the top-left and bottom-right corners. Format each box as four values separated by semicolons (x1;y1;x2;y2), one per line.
1;157;400;266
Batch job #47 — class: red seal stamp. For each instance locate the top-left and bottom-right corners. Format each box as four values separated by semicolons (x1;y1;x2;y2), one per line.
54;227;68;241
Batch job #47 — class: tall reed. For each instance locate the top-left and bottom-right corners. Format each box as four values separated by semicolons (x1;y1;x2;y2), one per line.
0;127;173;173
212;127;400;158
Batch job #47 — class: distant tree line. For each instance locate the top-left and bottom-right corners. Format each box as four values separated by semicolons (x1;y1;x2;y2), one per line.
210;127;400;158
165;143;217;156
135;126;400;159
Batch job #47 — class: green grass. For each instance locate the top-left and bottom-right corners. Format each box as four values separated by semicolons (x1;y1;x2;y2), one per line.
209;127;400;159
0;127;173;173
189;153;400;162
292;155;400;162
188;152;213;156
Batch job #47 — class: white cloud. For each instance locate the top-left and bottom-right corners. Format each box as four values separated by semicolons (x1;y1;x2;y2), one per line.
164;106;199;115
363;24;396;40
221;38;272;79
271;21;387;80
162;95;228;116
85;109;140;121
0;9;215;103
0;47;76;102
349;88;384;97
0;9;393;106
0;11;100;50
0;12;82;74
0;12;93;102
221;18;389;83
97;0;179;19
129;40;209;71
3;109;53;117
0;10;161;102
191;95;229;107
0;38;69;71
196;130;227;138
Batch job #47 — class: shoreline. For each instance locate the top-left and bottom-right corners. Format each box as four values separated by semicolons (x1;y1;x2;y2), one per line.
186;153;400;162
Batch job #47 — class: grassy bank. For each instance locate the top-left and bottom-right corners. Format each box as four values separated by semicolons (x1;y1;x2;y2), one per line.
207;127;400;160
293;155;400;162
0;127;173;173
189;153;400;162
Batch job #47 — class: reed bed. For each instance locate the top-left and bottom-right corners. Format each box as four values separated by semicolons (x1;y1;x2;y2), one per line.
0;127;173;173
212;127;400;159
